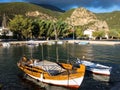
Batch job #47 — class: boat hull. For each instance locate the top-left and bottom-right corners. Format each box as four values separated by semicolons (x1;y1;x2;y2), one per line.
76;60;111;76
28;74;84;88
87;67;111;76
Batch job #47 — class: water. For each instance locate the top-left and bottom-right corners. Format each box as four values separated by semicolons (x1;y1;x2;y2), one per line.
0;44;120;90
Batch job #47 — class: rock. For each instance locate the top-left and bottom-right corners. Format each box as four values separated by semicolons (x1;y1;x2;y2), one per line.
26;11;57;21
65;7;109;31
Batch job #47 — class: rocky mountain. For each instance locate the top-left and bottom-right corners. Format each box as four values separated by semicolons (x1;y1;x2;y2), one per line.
26;11;57;21
62;8;109;31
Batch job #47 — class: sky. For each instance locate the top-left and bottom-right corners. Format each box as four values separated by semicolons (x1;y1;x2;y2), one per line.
0;0;120;13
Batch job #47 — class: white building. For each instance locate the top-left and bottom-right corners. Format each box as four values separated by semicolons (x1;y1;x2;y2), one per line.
84;29;94;39
0;27;13;36
0;27;3;36
84;29;109;40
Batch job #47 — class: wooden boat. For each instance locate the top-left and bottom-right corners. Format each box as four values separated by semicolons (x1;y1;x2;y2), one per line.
76;59;112;76
17;56;85;89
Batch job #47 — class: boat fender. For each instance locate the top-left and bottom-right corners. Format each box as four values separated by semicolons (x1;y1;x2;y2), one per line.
22;56;27;62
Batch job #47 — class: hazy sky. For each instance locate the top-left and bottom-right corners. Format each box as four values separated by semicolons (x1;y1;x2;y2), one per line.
0;0;120;13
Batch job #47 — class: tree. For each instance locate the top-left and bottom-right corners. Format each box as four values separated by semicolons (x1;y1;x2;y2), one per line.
32;20;40;39
9;15;23;40
92;30;105;40
38;20;46;38
55;20;69;39
75;26;84;39
21;18;33;39
9;15;33;40
109;29;120;39
44;20;54;40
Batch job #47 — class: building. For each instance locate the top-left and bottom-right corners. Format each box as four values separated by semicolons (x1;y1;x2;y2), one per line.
0;14;13;37
0;27;13;37
0;27;3;36
84;29;94;39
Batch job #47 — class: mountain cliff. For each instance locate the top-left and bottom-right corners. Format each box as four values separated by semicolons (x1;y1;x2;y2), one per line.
62;8;109;31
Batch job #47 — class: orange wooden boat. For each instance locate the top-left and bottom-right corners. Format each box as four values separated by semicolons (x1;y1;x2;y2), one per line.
17;56;85;89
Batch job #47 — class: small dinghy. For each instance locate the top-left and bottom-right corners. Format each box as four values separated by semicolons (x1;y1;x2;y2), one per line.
76;58;112;76
2;42;10;48
75;41;89;45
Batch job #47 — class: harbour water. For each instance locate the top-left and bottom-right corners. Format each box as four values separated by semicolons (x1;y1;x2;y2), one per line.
0;43;120;90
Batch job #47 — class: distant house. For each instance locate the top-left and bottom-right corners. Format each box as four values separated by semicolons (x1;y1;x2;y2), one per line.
0;27;13;37
84;29;94;39
84;29;109;40
0;14;13;37
0;27;2;36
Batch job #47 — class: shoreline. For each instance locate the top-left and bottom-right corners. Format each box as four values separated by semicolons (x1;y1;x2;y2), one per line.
1;40;120;46
71;40;120;45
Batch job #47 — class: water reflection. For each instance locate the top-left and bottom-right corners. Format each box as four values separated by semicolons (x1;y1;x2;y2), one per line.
92;74;110;82
21;74;75;90
0;44;120;90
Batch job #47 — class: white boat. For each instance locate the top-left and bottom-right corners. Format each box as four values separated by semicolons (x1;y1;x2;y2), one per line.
27;40;39;46
47;41;63;45
2;42;10;47
17;57;85;89
57;41;64;44
47;41;55;45
75;41;89;45
76;59;112;76
92;74;110;82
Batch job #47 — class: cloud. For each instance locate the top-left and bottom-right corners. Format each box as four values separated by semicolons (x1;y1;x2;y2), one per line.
23;0;120;9
1;0;120;12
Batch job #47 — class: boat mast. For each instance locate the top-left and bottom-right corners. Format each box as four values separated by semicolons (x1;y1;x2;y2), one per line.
41;44;44;60
41;43;44;68
53;21;58;41
53;21;59;62
31;48;33;58
56;41;59;62
66;41;69;63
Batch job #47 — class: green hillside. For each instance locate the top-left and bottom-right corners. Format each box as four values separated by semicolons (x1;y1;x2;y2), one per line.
0;2;62;25
0;2;120;30
59;8;75;20
96;11;120;29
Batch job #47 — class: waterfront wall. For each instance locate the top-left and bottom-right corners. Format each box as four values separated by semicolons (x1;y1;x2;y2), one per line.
0;40;120;46
68;40;120;45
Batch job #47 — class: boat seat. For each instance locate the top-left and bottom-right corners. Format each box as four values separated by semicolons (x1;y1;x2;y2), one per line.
33;60;66;76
